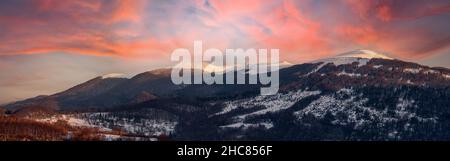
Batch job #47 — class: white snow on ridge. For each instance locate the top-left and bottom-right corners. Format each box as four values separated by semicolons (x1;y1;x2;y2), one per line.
311;57;370;67
101;73;127;79
336;50;393;60
202;61;293;74
306;50;393;76
311;50;393;65
305;57;369;77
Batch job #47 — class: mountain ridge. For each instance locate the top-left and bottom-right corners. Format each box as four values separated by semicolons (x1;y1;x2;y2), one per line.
5;50;450;112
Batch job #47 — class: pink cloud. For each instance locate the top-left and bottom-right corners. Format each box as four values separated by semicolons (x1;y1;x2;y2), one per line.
110;0;145;23
0;0;449;63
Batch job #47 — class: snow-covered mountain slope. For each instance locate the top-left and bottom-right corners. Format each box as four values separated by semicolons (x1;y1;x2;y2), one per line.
215;90;321;130
204;50;450;140
336;49;393;60
202;60;293;74
311;49;393;68
294;88;437;131
101;73;127;79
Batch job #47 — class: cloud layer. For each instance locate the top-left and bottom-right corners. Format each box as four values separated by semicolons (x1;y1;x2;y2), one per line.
0;0;449;61
0;0;450;104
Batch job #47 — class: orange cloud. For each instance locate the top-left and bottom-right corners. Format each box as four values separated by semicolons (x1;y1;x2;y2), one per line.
0;0;449;63
110;0;145;23
338;0;450;60
258;0;331;61
0;0;155;59
196;0;331;62
376;4;392;22
337;25;379;45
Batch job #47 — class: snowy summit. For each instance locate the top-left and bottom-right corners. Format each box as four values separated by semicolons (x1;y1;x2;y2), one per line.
311;50;394;67
101;73;127;79
335;49;393;60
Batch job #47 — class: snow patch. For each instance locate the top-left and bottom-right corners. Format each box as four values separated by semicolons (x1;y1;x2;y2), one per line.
36;113;177;136
423;70;439;74
203;61;293;75
308;50;393;73
304;62;327;76
220;122;274;130
403;68;421;74
443;74;450;79
373;65;383;69
101;73;126;79
336;70;363;77
35;114;111;131
405;79;414;85
77;112;177;136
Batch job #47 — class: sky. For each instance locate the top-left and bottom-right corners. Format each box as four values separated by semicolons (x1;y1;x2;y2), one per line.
0;0;450;104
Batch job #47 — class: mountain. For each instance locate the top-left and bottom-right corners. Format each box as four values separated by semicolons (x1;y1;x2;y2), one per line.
5;50;450;140
205;50;450;140
5;68;278;111
5;70;173;111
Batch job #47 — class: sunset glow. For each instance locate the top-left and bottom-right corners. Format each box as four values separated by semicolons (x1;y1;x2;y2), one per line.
1;0;450;103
